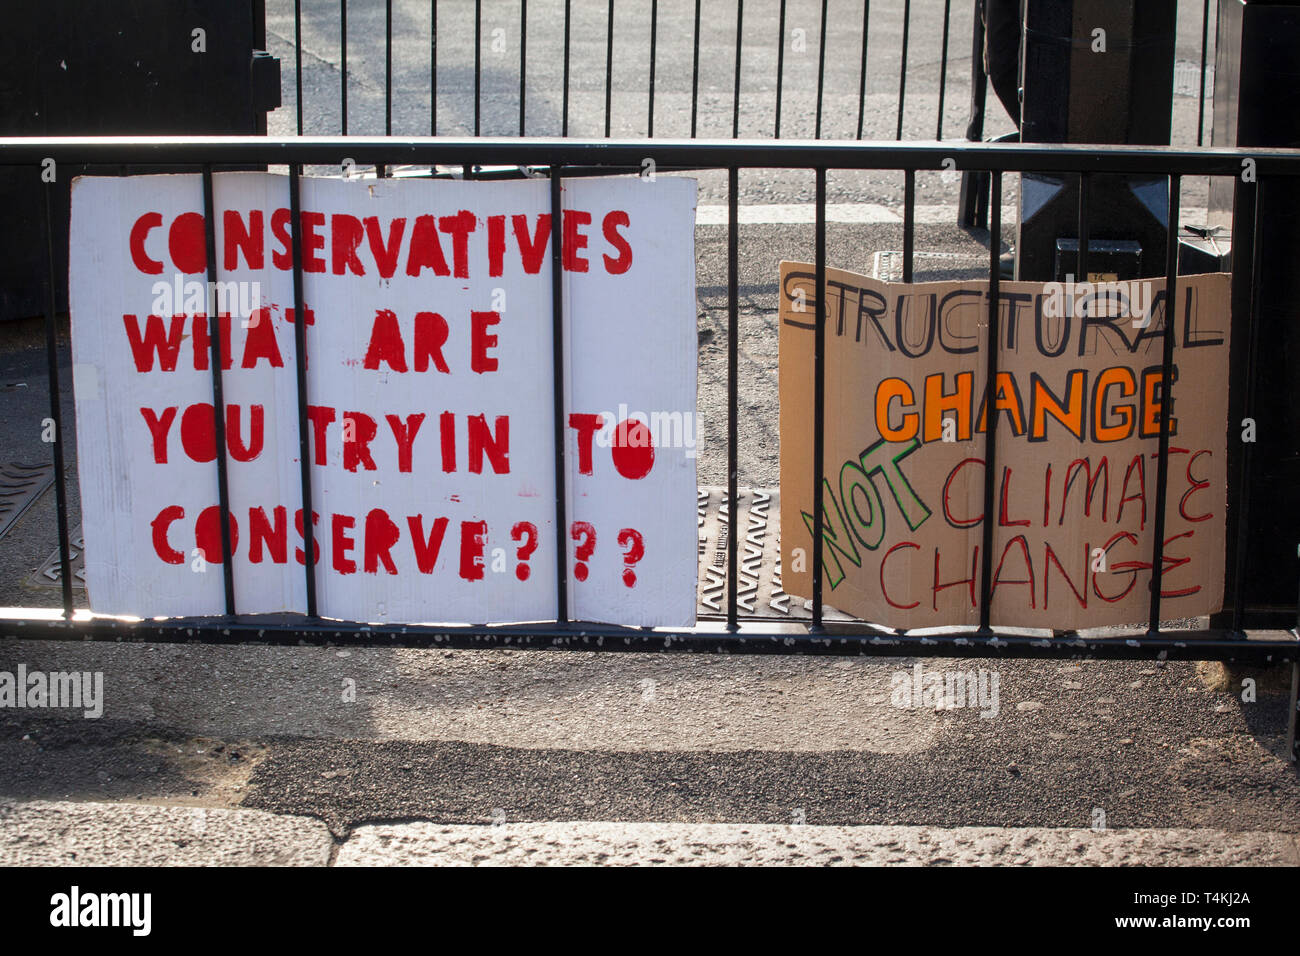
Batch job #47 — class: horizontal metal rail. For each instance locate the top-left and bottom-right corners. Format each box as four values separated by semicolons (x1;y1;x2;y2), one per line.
1;613;1295;663
4;136;1299;176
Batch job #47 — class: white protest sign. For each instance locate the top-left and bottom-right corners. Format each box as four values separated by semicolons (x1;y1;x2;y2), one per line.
69;172;698;626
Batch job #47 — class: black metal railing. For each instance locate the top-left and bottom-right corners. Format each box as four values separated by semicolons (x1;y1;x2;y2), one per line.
1;135;1297;668
282;1;1217;146
296;0;955;140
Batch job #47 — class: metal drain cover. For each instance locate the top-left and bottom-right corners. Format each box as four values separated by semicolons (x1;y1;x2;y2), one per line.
0;462;55;543
872;250;987;283
696;485;851;621
29;528;86;590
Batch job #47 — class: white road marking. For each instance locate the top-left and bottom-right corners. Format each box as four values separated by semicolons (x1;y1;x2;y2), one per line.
696;203;1209;227
695;203;1014;225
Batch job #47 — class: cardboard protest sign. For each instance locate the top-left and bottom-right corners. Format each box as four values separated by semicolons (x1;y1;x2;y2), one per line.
69;173;698;626
779;262;1231;629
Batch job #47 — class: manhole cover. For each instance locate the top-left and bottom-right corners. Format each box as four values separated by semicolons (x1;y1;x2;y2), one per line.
0;462;55;542
872;250;987;283
29;529;87;590
696;485;852;621
1174;59;1213;97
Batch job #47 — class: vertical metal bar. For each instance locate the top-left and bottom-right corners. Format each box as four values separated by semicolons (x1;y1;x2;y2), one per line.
727;167;740;629
856;1;870;139
815;0;828;138
958;1;988;228
936;0;951;139
775;0;787;138
475;0;482;136
1232;179;1265;631
40;182;72;618
201;166;236;616
519;0;528;136
690;0;702;138
732;0;744;139
340;0;348;135
903;168;915;282
385;0;393;136
1197;0;1210;147
1077;171;1090;280
288;165;318;619
978;170;1002;633
562;0;571;136
605;0;615;138
812;167;827;629
896;0;911;140
1147;175;1182;636
294;0;303;135
1287;661;1299;762
648;0;658;137
550;167;570;624
431;0;438;135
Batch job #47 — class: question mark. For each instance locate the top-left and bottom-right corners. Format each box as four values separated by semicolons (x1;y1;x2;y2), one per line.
617;528;644;587
570;522;596;582
511;521;538;581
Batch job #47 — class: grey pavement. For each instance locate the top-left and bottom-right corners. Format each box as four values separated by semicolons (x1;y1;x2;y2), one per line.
333;821;1300;866
0;799;332;866
6;799;1296;866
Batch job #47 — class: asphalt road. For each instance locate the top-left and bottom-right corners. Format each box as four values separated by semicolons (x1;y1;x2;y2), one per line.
1;641;1297;843
3;0;1292;866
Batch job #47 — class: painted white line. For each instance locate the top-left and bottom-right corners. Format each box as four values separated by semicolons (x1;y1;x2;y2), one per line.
914;204;1007;224
695;203;1016;225
696;203;1209;227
